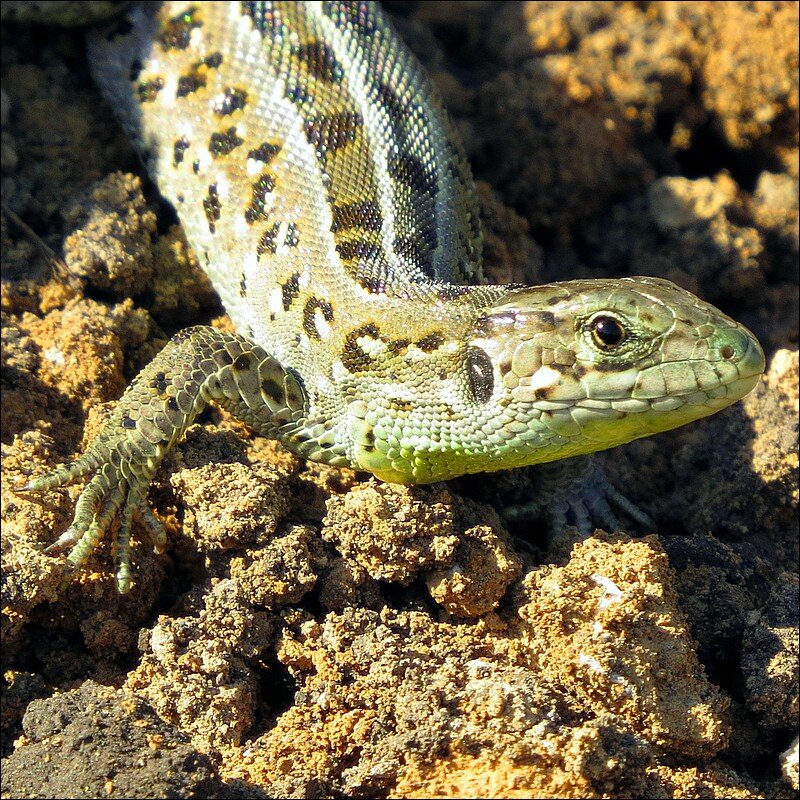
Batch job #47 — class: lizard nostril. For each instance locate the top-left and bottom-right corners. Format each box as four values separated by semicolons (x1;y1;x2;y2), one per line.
721;345;735;360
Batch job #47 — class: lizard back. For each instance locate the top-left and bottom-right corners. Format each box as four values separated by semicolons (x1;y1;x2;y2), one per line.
87;1;492;369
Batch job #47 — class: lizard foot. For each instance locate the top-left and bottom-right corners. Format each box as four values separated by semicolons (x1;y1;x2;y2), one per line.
502;456;655;535
18;453;165;594
17;325;300;593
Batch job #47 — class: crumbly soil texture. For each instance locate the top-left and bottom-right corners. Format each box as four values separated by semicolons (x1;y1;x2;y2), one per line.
1;2;798;799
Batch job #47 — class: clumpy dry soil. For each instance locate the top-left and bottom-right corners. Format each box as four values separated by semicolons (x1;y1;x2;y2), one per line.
1;2;798;798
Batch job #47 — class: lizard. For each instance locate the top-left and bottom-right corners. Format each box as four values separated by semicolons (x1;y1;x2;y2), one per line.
12;1;765;594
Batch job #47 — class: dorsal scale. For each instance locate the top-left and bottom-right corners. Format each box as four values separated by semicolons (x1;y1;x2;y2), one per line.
87;1;490;376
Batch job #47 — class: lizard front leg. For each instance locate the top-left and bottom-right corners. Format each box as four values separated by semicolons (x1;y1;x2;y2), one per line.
19;326;304;593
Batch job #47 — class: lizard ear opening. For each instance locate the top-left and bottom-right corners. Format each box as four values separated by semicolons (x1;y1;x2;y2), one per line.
466;346;494;404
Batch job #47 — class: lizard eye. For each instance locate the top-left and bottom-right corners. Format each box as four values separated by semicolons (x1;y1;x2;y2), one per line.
591;315;626;350
466;346;494;403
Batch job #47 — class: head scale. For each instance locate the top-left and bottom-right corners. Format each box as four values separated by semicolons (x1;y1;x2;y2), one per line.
347;277;764;484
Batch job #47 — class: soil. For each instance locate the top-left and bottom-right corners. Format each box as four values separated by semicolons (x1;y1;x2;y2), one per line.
1;2;798;798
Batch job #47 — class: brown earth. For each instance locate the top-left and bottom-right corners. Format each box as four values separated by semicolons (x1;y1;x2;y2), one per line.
1;2;798;798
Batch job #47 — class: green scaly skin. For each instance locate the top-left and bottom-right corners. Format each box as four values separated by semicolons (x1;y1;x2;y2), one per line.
16;2;765;592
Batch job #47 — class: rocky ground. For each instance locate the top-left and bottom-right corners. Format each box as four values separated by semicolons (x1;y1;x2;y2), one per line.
1;2;798;798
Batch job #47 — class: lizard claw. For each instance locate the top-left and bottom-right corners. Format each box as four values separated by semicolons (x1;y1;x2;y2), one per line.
136;502;168;555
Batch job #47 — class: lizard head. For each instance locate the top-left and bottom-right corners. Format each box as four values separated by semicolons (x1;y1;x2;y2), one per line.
465;276;765;459
346;277;763;484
